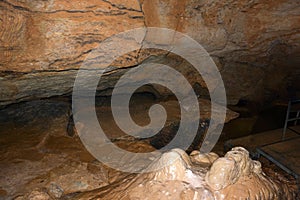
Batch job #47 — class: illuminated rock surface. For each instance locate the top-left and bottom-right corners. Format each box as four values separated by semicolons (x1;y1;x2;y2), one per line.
0;127;297;199
76;147;295;200
0;98;298;199
1;0;299;106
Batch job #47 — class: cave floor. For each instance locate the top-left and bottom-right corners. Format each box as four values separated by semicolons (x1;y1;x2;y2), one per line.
0;122;298;199
224;127;300;155
0;99;298;199
257;137;300;184
0;121;156;199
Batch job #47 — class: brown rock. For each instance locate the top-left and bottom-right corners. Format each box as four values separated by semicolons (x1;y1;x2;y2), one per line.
0;0;299;106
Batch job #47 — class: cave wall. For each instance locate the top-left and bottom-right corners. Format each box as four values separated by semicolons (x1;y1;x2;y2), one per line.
0;0;299;106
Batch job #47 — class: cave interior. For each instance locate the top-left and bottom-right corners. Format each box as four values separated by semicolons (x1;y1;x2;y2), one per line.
0;0;300;199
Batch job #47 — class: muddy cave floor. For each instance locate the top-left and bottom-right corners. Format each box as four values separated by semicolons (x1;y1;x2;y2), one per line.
0;98;298;199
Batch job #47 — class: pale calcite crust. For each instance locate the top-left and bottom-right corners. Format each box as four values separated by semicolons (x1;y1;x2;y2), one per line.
205;157;239;190
131;147;294;200
54;147;294;200
190;150;219;166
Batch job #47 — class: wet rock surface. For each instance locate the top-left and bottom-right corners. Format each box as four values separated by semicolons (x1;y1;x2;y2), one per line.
62;148;297;200
1;0;299;199
0;97;236;199
0;98;297;200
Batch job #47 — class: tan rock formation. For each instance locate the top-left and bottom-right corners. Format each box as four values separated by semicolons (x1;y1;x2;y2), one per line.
1;113;296;200
190;150;219;166
69;147;295;200
0;0;299;106
206;147;293;199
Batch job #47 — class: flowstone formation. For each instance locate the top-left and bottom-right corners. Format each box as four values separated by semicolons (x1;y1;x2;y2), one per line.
205;147;284;199
80;147;294;200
